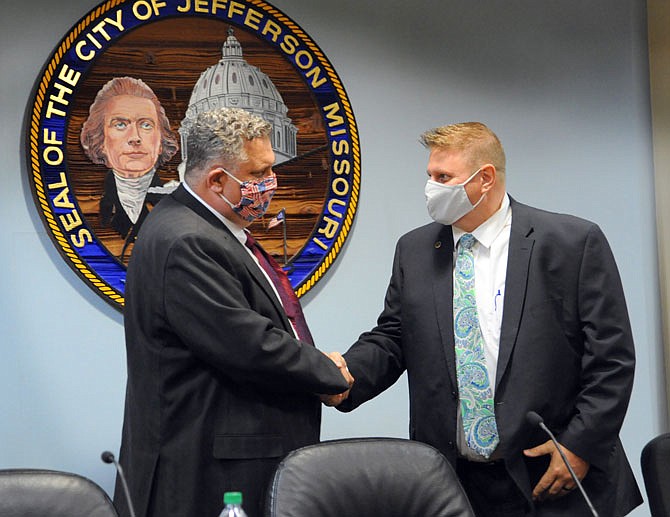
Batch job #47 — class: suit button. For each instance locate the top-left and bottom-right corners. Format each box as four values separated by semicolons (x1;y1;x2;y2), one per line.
447;441;455;449
451;391;458;400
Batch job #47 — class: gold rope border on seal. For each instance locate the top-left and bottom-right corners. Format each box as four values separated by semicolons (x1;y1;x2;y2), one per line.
248;0;362;298
29;0;127;308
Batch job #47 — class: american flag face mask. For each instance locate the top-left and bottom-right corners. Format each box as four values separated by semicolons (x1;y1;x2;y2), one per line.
219;168;278;222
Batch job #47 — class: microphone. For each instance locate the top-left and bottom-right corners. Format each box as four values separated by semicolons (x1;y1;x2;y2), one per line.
101;451;137;517
525;411;598;517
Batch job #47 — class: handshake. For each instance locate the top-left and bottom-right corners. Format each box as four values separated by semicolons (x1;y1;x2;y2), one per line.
320;352;354;407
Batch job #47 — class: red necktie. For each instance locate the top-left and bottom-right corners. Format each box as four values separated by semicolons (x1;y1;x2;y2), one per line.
245;233;314;345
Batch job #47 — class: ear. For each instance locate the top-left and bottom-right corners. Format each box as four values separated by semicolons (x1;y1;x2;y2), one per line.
479;163;497;193
206;167;227;193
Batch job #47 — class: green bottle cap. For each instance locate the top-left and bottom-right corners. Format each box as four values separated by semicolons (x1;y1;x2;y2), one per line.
224;492;243;505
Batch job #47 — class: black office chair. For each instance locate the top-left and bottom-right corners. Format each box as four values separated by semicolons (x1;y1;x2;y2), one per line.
0;468;119;517
641;433;670;517
265;437;475;517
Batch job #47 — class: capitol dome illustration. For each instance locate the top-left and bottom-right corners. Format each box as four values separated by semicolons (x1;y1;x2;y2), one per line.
178;27;298;171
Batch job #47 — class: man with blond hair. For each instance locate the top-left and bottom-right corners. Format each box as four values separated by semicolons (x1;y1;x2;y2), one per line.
333;122;642;516
116;107;352;517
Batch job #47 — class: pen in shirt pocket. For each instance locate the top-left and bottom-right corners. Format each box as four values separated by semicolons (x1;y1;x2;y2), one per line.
494;289;502;312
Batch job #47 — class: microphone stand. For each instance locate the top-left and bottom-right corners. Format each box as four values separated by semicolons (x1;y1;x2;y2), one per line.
101;451;137;517
526;412;599;517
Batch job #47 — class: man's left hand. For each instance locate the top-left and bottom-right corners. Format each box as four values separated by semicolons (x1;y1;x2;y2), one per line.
523;440;590;501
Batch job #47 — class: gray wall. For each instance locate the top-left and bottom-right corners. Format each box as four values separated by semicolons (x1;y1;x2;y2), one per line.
0;1;662;515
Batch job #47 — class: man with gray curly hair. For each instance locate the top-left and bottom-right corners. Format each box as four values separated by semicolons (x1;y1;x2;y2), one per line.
115;107;353;517
183;107;271;177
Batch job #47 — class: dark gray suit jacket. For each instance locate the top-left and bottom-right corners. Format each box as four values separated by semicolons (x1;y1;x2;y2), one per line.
340;198;642;516
115;185;348;517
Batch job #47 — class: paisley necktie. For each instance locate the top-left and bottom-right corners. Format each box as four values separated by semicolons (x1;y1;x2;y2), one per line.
454;233;499;457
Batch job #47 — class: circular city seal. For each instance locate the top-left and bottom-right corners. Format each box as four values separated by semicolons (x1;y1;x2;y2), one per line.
26;0;360;311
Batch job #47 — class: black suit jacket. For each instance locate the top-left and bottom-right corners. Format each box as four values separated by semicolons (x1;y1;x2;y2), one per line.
115;185;349;517
340;198;642;516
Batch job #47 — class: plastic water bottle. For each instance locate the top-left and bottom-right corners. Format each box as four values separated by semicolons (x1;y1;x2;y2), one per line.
218;491;248;517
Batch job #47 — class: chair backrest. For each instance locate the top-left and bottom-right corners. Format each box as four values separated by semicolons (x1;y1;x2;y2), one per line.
265;437;475;517
0;468;119;517
642;433;670;517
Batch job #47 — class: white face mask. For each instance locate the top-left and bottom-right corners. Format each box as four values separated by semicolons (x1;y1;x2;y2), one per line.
425;167;486;225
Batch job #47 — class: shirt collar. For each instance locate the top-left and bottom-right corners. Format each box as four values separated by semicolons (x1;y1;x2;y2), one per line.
452;193;511;249
182;181;248;245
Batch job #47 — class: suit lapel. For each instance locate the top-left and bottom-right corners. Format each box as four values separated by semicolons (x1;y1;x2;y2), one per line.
431;225;459;391
171;185;289;327
496;199;534;389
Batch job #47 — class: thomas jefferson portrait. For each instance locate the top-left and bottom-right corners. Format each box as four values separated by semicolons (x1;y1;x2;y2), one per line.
80;76;179;259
